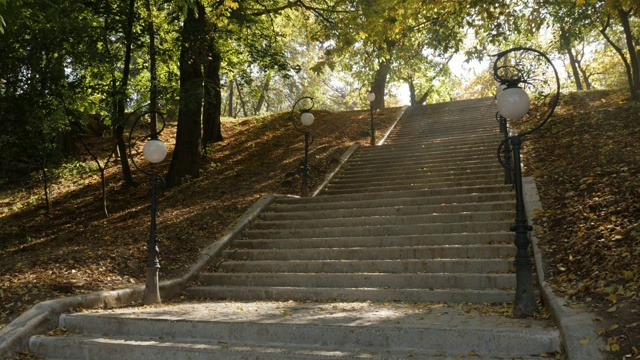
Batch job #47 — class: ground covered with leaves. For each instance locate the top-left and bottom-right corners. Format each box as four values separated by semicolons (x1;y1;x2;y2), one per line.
0;107;402;329
522;90;640;359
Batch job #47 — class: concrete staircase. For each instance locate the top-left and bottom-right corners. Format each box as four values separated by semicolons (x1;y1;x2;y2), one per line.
27;98;561;359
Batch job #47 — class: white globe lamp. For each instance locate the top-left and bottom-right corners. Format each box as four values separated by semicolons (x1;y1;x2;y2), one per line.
300;112;314;126
143;139;167;164
367;92;375;102
497;87;530;120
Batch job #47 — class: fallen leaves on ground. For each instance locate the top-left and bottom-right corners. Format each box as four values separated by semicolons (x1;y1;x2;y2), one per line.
521;90;640;360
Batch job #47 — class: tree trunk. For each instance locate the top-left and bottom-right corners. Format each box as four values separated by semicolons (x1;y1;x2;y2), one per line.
371;61;390;110
416;91;429;105
408;78;416;106
166;3;205;187
235;79;248;117
39;160;51;213
600;17;634;98
566;48;583;91
227;80;234;117
576;61;592;90
618;8;640;99
146;0;158;133
114;0;136;185
202;41;223;153
254;71;271;114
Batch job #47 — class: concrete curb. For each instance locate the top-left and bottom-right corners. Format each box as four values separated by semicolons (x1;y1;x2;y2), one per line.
0;194;277;359
523;177;605;360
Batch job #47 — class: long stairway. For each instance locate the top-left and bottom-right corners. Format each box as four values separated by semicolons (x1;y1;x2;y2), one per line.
28;98;561;359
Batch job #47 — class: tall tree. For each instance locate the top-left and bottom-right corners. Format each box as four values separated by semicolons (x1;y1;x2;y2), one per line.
167;0;300;185
113;0;137;185
166;2;206;187
311;0;515;109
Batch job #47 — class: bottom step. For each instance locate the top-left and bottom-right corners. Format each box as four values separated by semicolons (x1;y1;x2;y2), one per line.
29;301;561;359
186;286;516;304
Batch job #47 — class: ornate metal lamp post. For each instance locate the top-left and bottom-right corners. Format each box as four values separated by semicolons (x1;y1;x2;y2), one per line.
495;110;513;185
291;97;315;197
493;47;560;317
367;91;376;146
128;111;167;305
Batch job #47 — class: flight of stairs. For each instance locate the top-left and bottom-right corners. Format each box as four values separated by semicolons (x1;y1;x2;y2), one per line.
27;98;561;359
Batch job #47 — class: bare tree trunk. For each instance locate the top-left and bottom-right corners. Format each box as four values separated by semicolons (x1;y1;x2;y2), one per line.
202;41;223;153
567;48;584;91
254;71;271;114
408;78;416;106
114;0;136;185
600;17;634;98
166;3;205;187
39;160;51;213
234;79;248;117
227;80;234;117
576;62;592;90
618;8;640;99
416;91;429;105
371;61;390;110
146;0;158;132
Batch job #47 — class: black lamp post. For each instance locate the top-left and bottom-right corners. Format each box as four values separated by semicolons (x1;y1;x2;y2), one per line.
493;47;560;317
367;91;376;146
291;96;315;197
128;111;167;305
495;111;513;185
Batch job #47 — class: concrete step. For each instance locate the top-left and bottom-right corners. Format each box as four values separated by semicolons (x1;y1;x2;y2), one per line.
242;221;510;239
222;244;515;261
28;302;561;359
197;272;516;289
336;161;501;177
349;141;502;159
345;154;498;172
332;167;502;184
350;144;501;163
332;164;502;179
322;181;505;195
186;285;516;303
251;211;512;230
232;232;513;250
327;169;504;186
216;258;514;274
261;201;514;221
386;128;500;143
325;176;505;192
291;185;514;204
267;192;515;213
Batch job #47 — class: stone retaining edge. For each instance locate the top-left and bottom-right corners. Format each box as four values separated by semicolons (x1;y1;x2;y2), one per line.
523;176;605;360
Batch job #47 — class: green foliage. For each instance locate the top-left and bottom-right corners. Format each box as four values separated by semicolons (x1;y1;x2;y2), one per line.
53;161;98;179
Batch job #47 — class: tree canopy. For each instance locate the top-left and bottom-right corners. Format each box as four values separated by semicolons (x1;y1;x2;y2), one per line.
0;0;638;188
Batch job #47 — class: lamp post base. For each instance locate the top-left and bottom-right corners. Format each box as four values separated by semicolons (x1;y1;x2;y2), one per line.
513;263;540;317
142;266;161;305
